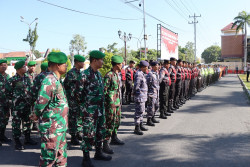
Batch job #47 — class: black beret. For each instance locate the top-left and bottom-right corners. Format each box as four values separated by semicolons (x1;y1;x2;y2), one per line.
139;60;149;67
163;60;170;64
150;61;158;66
177;59;182;63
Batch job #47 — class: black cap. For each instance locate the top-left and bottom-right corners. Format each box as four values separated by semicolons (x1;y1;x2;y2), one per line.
150;61;158;66
177;59;182;63
139;60;149;67
163;60;170;64
129;60;135;64
170;57;177;61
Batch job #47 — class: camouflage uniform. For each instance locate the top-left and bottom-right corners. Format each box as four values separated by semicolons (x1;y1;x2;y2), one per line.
134;70;148;125
32;70;49;100
76;66;105;152
63;67;82;136
103;69;121;140
27;71;36;85
5;73;32;139
146;70;159;118
0;73;10;132
34;72;69;167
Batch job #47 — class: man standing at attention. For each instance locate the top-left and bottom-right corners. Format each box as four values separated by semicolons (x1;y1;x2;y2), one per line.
63;55;85;145
30;52;69;167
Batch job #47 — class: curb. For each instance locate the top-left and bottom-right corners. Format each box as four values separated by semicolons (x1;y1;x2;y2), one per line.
238;74;250;100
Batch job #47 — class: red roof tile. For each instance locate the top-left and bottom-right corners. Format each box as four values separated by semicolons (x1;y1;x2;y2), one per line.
221;23;239;31
2;52;27;58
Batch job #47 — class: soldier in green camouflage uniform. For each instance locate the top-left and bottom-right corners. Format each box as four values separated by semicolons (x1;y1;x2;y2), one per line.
76;50;112;167
102;55;125;155
5;60;37;150
30;52;69;167
0;59;12;145
32;62;49;100
27;61;37;85
63;55;85;145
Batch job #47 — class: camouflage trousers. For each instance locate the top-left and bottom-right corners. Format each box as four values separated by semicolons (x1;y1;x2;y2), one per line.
105;105;121;140
12;108;31;139
134;102;145;125
0;106;10;130
40;131;67;167
68;108;82;136
80;115;106;152
147;97;159;118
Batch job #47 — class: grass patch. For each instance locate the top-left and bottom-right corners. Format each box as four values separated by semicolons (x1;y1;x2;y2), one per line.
239;74;250;90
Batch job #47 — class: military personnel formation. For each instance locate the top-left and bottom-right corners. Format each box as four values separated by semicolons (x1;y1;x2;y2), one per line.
0;51;227;167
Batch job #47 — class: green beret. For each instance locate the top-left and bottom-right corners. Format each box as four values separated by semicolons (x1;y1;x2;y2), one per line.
27;61;37;66
89;50;105;59
47;52;67;64
0;59;7;64
14;60;25;70
74;55;85;62
111;55;123;64
41;62;48;71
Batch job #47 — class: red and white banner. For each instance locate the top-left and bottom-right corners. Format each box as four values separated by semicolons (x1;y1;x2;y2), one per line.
161;26;178;60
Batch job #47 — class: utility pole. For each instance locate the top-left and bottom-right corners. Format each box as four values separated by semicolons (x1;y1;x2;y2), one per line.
189;13;201;62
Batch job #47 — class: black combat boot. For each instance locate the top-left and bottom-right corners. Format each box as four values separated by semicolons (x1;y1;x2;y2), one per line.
94;142;112;161
110;133;124;145
167;105;174;113
0;140;2;146
32;122;39;131
82;151;94;167
103;140;114;154
121;115;126;119
76;132;83;141
140;122;148;131
0;128;12;143
134;125;143;135
164;111;171;116
159;111;167;119
24;134;38;145
151;116;160;123
71;134;80;145
15;138;24;150
146;117;155;126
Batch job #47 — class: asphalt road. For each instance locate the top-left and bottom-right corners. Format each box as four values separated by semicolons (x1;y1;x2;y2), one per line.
0;74;250;167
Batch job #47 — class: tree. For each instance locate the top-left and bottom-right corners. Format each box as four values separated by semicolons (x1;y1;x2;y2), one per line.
69;34;87;55
201;45;221;63
99;51;113;77
23;23;38;60
232;11;250;68
185;42;195;62
178;46;187;61
107;42;119;54
33;50;42;59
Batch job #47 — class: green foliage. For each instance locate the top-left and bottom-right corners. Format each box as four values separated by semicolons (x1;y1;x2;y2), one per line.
178;46;187;60
185;41;195;62
232;11;250;34
201;45;221;63
99;52;113;77
69;34;87;55
33;50;42;59
51;48;61;52
23;23;38;54
107;43;119;54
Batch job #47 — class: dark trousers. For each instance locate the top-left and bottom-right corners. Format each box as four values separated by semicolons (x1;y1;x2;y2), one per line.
174;79;182;105
125;81;133;103
159;82;170;113
169;82;175;101
247;71;250;82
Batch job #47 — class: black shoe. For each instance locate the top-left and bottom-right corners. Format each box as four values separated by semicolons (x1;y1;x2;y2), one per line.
94;145;112;161
151;116;160;123
0;140;2;146
0;129;12;143
32;123;39;131
71;135;80;145
165;112;171;116
15;138;24;150
110;133;124;145
82;151;94;167
159;113;167;119
168;109;174;113
103;140;114;154
24;134;38;145
134;125;143;135
121;115;126;119
76;132;83;141
146;118;155;126
140;122;148;131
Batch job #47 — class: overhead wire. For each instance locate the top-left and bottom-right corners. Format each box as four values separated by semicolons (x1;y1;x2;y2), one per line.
164;0;189;22
36;0;141;21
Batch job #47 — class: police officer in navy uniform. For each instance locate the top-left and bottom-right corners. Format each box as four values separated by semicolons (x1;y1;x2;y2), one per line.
168;57;177;111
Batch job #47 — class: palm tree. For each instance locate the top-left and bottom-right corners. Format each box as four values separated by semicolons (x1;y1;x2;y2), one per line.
232;11;250;69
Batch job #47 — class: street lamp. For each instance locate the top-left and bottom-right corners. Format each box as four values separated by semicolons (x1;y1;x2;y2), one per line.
132;36;144;60
118;30;132;64
20;16;38;60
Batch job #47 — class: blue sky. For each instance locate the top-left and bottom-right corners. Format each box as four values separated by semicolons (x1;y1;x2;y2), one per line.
0;0;249;59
